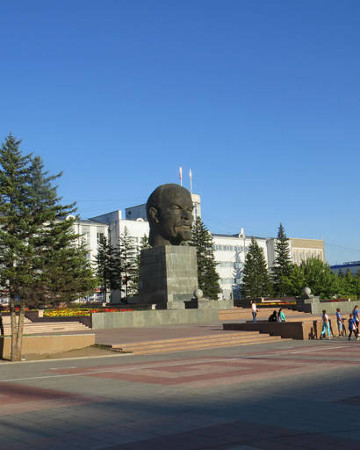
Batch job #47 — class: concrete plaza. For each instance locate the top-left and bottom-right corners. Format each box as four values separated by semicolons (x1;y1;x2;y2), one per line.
1;335;360;449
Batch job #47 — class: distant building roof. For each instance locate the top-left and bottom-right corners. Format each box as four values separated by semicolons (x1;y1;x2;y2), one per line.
213;233;267;240
78;219;108;225
331;262;360;269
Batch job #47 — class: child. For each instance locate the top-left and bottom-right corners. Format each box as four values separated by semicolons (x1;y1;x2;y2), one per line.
348;314;358;341
342;317;347;336
336;308;343;337
320;310;331;339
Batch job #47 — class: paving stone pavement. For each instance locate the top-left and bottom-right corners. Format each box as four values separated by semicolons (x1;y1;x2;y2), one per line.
1;337;360;449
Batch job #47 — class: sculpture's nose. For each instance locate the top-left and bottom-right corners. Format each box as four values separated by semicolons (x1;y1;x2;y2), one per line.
182;209;192;222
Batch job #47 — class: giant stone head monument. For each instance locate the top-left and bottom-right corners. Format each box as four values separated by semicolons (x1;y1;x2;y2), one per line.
146;183;194;247
138;184;198;308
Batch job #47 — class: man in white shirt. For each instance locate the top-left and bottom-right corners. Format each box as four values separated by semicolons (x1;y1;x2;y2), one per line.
251;301;257;323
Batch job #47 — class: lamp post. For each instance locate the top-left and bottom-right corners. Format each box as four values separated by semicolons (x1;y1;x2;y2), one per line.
238;228;246;298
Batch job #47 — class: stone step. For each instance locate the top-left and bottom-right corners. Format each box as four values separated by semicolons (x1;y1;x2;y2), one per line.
110;332;288;355
1;317;33;325
112;331;262;351
123;336;286;355
2;321;89;335
3;322;87;329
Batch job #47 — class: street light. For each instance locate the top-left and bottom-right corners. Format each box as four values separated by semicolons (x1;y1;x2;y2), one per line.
238;228;246;298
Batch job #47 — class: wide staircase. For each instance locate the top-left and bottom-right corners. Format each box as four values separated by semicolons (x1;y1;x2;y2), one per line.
1;315;90;335
108;331;288;355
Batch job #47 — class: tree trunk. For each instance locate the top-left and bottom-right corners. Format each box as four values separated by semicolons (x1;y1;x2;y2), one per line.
10;300;25;361
16;304;25;359
10;298;18;360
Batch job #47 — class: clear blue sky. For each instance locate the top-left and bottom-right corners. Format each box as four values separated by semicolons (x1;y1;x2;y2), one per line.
1;0;359;265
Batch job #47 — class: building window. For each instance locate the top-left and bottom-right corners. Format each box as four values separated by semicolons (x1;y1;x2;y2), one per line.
82;232;90;245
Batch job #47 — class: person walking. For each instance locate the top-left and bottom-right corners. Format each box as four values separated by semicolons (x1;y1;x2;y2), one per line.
0;305;4;336
352;305;359;333
348;314;358;340
251;301;258;323
320;310;331;339
336;308;344;337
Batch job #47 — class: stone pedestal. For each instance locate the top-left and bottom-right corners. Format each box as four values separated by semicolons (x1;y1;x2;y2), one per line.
138;246;198;308
296;295;320;313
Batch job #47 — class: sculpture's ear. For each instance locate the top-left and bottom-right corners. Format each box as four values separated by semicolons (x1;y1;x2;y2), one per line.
148;206;159;224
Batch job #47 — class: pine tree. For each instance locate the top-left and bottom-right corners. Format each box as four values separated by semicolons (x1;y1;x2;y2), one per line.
95;235;122;302
242;238;272;298
190;217;221;299
133;234;150;295
272;223;293;297
119;227;137;300
0;135;33;360
27;156;96;305
0;134;96;360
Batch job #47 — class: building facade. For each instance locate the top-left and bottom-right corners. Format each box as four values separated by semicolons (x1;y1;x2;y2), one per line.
75;192;325;301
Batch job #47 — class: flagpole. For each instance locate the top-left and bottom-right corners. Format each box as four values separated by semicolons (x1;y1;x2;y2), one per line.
189;168;193;193
179;166;183;186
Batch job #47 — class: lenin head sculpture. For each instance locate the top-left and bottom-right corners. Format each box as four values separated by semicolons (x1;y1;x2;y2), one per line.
146;184;194;247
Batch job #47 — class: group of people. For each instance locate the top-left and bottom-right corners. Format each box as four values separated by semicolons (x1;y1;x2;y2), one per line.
320;305;360;340
268;309;286;323
250;301;286;323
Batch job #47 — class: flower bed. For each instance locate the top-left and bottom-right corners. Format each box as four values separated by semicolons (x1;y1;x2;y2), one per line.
320;298;353;303
44;308;132;317
256;301;296;307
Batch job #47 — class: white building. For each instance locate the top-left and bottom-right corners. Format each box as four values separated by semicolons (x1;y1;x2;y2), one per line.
73;219;108;264
213;231;268;300
90;210;149;248
77;191;325;301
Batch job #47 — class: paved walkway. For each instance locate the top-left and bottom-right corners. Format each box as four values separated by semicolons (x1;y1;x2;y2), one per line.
1;335;360;449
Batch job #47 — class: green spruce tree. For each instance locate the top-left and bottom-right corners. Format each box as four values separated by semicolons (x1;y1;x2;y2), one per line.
28;157;96;306
242;238;272;298
119;227;138;300
95;235;122;303
0;134;96;360
190;217;221;299
272;223;293;297
133;234;150;295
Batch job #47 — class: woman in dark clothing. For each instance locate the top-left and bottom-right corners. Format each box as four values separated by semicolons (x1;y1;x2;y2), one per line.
268;310;277;322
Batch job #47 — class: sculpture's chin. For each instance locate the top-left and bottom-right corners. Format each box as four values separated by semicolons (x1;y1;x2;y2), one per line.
177;230;192;242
